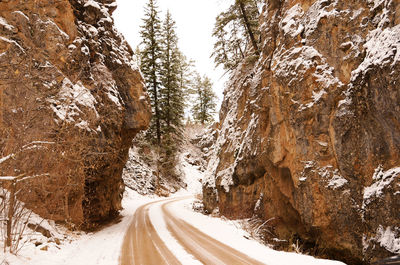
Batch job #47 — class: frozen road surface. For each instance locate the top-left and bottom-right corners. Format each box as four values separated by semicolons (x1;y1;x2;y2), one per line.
120;197;265;265
119;196;345;265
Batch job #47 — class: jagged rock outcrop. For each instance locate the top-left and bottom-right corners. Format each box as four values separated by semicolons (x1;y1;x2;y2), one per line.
0;0;151;229
203;0;400;263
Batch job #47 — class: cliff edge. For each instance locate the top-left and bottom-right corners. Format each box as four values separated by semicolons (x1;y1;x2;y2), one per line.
203;0;400;264
0;0;151;229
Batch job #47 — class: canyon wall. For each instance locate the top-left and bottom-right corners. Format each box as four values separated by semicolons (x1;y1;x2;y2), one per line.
203;0;400;263
0;0;151;229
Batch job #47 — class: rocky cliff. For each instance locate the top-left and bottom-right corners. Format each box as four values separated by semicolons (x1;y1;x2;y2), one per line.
203;0;400;263
0;0;151;229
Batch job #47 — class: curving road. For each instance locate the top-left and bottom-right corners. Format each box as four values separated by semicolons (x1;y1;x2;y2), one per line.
119;197;266;265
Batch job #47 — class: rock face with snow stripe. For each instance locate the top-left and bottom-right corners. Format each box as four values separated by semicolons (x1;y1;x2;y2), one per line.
123;146;157;195
203;0;400;263
0;0;151;228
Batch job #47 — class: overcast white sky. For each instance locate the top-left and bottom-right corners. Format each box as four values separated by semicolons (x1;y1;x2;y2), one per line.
113;0;230;112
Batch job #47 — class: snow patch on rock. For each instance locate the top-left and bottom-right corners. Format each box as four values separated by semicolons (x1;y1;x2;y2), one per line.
328;174;348;190
272;46;341;91
0;16;15;31
316;165;348;190
47;77;98;130
375;225;400;254
303;0;339;38
280;4;304;37
363;166;400;206
352;25;400;81
84;0;101;10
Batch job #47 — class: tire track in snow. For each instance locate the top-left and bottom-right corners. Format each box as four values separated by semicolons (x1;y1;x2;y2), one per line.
120;196;267;265
162;199;266;265
120;199;181;265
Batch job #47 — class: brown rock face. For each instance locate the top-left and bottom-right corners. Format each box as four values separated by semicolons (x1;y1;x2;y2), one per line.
0;0;151;229
203;0;400;263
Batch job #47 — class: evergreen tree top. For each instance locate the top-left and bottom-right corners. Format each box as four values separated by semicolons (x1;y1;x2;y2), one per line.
211;0;262;71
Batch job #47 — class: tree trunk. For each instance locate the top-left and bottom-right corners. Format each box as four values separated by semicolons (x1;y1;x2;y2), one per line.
238;0;260;55
154;76;161;146
6;180;16;250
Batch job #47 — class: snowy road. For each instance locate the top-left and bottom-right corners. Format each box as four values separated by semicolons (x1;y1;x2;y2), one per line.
120;197;266;265
120;198;181;265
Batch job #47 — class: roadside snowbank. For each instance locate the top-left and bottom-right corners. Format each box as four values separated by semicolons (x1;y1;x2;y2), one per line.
167;198;346;265
2;189;155;265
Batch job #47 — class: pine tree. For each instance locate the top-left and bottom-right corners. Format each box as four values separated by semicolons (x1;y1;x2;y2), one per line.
177;52;196;104
211;0;262;71
140;0;163;145
159;10;185;141
138;3;210;189
158;11;186;183
191;74;217;124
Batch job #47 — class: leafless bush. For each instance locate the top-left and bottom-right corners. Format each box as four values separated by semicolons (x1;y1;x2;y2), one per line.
0;178;36;254
236;216;276;244
0;188;7;249
290;239;302;253
0;259;10;265
191;199;204;213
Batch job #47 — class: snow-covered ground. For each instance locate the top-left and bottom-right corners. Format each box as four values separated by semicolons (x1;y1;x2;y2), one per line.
177;152;204;196
163;198;345;265
2;149;344;265
1;189;155;265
